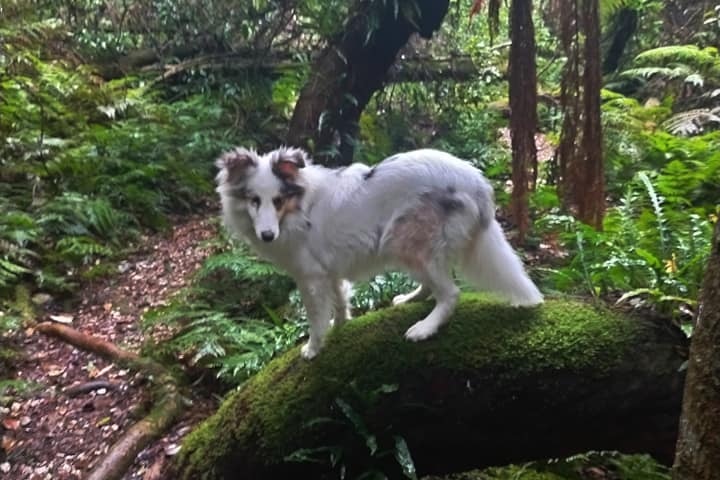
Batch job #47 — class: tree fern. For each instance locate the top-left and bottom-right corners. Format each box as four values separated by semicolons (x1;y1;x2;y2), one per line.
619;65;693;81
661;108;720;136
633;45;720;70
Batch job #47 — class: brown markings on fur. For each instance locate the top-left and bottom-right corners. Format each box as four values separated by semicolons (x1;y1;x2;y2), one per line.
386;203;443;271
217;148;257;184
277;194;302;222
271;148;307;182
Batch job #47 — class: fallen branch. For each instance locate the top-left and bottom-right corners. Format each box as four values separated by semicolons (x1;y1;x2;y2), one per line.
37;322;138;363
36;322;185;480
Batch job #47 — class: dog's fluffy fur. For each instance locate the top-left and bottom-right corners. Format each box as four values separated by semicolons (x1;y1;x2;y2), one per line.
216;147;543;359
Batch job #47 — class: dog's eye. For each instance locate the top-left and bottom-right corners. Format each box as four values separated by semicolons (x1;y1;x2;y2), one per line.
250;196;261;208
272;197;284;210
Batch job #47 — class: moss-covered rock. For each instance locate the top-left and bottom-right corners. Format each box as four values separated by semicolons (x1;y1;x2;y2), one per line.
176;294;687;480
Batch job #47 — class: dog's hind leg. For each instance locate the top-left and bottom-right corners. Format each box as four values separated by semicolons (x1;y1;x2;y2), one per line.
298;280;332;359
392;284;431;306
332;279;352;327
404;263;459;342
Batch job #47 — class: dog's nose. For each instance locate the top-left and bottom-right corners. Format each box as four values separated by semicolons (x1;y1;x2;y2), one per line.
260;230;275;242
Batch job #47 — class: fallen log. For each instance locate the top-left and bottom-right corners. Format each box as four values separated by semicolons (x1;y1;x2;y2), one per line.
175;294;688;480
36;322;185;480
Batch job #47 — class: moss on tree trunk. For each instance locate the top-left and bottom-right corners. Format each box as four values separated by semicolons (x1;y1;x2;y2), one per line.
176;295;687;479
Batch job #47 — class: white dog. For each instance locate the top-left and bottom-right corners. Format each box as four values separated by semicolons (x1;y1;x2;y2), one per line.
215;146;543;359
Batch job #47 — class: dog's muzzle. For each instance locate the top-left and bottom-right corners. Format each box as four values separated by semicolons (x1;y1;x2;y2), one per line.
260;230;275;242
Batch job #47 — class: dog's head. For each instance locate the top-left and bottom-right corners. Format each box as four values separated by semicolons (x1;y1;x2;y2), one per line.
215;146;308;243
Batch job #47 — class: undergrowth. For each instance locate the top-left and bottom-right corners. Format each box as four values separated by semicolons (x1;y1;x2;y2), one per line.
143;238;420;387
423;452;669;479
539;162;716;319
141;240;301;385
0;19;284;309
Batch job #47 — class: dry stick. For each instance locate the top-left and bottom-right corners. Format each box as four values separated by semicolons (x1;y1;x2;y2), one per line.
36;322;185;480
63;380;119;398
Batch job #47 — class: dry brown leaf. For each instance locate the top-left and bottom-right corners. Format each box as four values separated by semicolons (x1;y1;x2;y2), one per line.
2;418;20;430
1;434;16;452
44;364;66;377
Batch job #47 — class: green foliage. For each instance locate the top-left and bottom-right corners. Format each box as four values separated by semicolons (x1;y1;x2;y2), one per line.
429;452;669;479
541;166;715;316
0;18;270;301
143;245;301;385
633;45;720;72
351;273;417;314
611;45;720;136
285;382;417;480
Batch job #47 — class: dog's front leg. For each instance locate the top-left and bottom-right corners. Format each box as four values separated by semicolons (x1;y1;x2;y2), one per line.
299;280;332;360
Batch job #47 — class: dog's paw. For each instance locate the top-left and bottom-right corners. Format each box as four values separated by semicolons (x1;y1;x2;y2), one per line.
404;319;439;342
300;341;320;360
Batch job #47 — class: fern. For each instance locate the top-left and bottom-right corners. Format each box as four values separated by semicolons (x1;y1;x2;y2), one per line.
662;108;720;136
142;247;302;385
619;66;693;81
543;166;713;317
633;45;720;70
637;171;669;258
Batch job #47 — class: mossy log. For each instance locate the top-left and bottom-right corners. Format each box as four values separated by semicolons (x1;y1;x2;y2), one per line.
176;295;688;479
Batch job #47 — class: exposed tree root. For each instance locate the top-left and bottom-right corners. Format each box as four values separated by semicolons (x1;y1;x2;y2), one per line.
36;322;185;480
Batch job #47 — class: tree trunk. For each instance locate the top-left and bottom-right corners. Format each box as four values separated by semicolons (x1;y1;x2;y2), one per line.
508;0;538;244
602;8;638;74
286;0;449;166
175;295;688;480
578;0;605;229
673;221;720;479
557;0;605;229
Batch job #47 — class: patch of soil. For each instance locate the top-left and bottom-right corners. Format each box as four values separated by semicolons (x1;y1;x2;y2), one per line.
2;215;219;480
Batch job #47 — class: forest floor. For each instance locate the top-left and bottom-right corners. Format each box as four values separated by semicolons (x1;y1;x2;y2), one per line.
3;215;219;480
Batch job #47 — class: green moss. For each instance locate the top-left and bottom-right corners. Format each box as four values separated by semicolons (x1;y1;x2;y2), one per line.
178;294;640;479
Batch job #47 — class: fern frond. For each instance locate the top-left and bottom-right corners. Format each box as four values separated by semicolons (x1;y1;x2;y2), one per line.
661;108;720;136
637;172;669;258
619;66;693;81
634;45;720;70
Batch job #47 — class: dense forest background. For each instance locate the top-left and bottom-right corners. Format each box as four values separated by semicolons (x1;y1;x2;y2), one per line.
1;0;720;479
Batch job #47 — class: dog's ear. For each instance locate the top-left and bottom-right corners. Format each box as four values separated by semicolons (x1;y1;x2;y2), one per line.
272;147;308;181
215;147;257;184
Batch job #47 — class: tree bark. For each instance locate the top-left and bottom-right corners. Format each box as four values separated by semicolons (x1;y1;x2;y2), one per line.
508;0;539;244
673;221;720;480
602;8;638;74
286;0;449;166
176;295;688;480
578;0;605;229
557;0;605;229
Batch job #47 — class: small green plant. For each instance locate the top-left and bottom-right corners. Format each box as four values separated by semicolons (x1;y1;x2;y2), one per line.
285;382;417;480
540;166;714;318
142;245;301;385
351;272;417;314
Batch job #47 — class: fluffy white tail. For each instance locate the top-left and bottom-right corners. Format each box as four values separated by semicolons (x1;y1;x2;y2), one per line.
461;220;543;306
